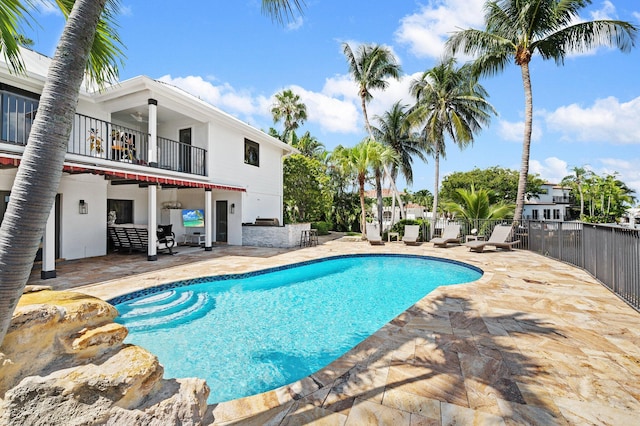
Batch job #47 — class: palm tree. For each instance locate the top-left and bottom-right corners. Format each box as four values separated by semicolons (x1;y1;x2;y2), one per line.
271;89;307;143
442;185;514;234
0;0;304;347
408;57;495;236
332;139;395;237
447;0;638;224
561;166;588;219
291;131;325;158
372;101;427;224
342;42;406;225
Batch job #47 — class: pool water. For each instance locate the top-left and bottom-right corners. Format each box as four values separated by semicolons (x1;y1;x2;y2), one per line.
112;254;481;404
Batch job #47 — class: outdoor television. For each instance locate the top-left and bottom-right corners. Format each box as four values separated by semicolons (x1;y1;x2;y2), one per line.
182;209;205;228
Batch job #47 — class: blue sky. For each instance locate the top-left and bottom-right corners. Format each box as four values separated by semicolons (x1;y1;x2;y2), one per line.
26;1;640;198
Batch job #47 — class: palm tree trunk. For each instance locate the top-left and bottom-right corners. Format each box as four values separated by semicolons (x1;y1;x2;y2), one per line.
0;0;107;345
358;175;367;238
514;61;534;225
431;148;440;239
375;168;383;232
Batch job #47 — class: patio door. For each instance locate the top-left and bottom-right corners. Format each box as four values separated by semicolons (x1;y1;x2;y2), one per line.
179;128;191;173
216;201;228;243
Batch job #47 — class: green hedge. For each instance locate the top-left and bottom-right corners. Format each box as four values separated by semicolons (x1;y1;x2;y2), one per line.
311;221;331;235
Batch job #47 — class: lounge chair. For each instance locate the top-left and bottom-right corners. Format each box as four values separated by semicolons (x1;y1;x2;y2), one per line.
402;225;420;245
464;225;520;253
366;223;384;245
431;224;461;248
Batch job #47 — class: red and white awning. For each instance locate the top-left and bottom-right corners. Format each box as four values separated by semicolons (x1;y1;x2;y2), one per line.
0;155;245;192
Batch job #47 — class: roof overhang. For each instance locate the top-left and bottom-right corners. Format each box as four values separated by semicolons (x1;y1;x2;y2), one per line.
0;155;245;192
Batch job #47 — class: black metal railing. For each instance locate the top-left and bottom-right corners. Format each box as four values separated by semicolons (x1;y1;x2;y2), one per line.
2;110;207;176
157;136;206;176
72;114;206;176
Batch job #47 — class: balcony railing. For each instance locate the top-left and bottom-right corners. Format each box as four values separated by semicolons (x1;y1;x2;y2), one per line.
552;196;571;203
2;111;207;176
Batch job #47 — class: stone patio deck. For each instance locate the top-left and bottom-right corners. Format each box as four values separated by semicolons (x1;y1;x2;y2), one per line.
30;235;640;425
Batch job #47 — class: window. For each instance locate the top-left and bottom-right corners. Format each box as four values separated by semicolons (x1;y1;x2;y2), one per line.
107;199;133;224
532;210;539;220
553;209;561;220
1;85;39;144
244;138;259;167
543;209;551;220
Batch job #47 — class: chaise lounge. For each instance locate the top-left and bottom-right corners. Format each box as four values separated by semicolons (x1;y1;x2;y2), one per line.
464;224;520;253
366;223;384;245
402;225;420;245
431;224;461;248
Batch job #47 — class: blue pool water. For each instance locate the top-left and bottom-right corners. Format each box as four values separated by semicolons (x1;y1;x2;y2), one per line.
111;254;481;404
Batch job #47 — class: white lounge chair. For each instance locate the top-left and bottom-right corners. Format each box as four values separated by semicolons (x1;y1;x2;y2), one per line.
431;224;461;248
402;225;420;245
366;223;384;245
464;225;520;253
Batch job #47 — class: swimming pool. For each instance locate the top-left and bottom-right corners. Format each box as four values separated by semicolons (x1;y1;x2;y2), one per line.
111;254;482;404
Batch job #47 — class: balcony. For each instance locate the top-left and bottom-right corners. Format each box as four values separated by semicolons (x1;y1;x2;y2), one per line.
552;195;571;204
2;111;207;176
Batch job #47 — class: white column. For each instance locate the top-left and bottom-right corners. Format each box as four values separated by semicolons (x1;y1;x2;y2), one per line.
41;204;56;279
148;184;158;261
205;189;213;251
148;99;158;167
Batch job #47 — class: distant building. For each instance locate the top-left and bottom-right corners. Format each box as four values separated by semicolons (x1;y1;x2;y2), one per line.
523;183;572;221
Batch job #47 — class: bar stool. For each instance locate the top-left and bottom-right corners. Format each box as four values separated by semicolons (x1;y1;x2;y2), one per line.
299;230;310;247
309;229;318;246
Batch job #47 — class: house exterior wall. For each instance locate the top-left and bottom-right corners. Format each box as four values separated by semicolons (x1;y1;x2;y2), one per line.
1;48;293;269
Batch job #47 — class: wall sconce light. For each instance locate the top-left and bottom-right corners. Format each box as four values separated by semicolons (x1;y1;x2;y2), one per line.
79;199;88;214
230;203;235;214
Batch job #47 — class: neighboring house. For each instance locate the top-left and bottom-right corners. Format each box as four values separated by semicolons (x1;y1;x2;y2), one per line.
0;48;295;278
523;182;571;221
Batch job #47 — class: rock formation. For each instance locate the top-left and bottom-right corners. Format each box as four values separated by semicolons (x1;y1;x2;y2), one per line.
0;288;210;425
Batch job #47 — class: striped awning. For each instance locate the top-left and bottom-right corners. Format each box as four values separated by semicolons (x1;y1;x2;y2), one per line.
0;155;245;192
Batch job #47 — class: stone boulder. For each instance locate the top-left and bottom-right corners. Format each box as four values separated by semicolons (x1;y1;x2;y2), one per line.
0;290;209;425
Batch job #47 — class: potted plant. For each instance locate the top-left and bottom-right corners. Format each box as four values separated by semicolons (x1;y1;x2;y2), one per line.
88;128;104;156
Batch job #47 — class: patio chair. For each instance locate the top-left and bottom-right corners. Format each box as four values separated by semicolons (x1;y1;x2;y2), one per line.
431;224;461;248
464;224;520;253
157;224;176;254
402;225;420;245
365;223;384;245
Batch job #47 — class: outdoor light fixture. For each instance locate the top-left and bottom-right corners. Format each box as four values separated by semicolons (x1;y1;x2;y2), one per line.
79;200;88;214
230;203;235;214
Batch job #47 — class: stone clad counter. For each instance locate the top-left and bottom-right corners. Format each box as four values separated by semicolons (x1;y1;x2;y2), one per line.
242;223;310;248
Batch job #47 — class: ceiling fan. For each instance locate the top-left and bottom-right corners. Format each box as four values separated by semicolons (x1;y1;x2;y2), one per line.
130;111;148;123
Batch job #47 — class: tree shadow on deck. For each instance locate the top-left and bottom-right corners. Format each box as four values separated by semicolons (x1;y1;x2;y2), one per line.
211;294;569;425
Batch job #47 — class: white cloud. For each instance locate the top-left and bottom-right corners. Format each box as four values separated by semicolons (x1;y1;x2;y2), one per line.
395;0;485;59
598;158;640;197
530;157;569;183
589;1;616;20
497;119;543;142
543;96;640;144
33;0;60;15
286;16;304;31
157;75;268;122
287;84;360;134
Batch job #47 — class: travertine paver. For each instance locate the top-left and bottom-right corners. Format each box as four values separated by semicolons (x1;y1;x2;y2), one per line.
30;236;640;425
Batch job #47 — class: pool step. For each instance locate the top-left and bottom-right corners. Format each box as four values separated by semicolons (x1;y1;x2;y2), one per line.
116;291;214;331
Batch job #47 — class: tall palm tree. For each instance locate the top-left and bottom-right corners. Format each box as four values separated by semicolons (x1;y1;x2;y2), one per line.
409;57;495;236
271;89;307;143
372;101;427;224
291;131;325;158
447;0;638;224
342;42;405;227
0;0;304;347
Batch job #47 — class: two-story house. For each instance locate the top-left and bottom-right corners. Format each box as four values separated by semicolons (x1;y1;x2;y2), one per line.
0;48;295;278
522;182;572;221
